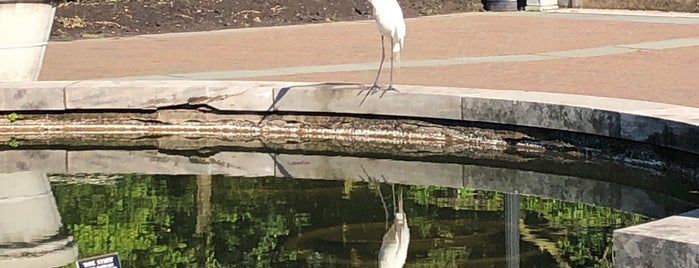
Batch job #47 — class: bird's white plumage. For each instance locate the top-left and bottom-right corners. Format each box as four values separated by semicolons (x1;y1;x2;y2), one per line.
361;0;406;94
378;211;410;268
368;0;406;53
378;189;409;268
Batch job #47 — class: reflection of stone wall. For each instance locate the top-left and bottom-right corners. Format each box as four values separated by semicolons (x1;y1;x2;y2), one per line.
461;165;696;218
1;149;692;219
0;171;77;267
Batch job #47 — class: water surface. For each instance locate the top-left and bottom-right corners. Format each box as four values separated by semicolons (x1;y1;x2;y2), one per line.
1;145;697;268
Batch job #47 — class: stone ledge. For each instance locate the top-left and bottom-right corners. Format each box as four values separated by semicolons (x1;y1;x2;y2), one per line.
0;81;71;110
0;81;696;153
4;80;697;155
613;209;699;267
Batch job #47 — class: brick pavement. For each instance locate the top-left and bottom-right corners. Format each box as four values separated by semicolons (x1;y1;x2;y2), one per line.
249;46;699;107
39;12;699;107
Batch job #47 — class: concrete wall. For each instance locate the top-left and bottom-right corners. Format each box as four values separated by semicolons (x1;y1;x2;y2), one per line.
0;0;57;81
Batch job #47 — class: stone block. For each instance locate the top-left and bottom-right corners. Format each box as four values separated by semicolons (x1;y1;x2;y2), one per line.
463;165;694;218
0;81;69;110
0;150;66;173
64;80;278;111
273;154;463;188
271;83;465;120
461;97;621;137
621;107;699;154
614;209;699;268
67;150;275;176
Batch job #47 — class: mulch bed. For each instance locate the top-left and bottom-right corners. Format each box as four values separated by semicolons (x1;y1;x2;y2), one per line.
51;0;484;40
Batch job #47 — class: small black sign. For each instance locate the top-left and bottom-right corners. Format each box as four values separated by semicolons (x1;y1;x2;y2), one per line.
75;252;122;268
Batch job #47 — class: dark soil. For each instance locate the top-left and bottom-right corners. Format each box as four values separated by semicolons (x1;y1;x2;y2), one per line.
51;0;484;41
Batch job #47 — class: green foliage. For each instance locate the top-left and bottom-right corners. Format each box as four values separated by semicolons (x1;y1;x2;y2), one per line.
7;138;21;148
52;175;199;267
50;175;652;267
7;112;19;122
521;196;649;267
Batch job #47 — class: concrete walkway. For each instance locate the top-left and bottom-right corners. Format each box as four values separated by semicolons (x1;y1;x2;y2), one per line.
40;10;699;107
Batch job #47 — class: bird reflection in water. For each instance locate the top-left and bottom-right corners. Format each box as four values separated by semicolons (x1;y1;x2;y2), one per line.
377;184;410;268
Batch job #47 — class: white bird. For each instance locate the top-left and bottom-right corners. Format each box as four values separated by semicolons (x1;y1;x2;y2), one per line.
364;0;406;96
378;187;410;268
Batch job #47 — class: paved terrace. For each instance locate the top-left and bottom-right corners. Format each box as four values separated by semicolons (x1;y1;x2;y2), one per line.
18;9;699;268
40;11;699;108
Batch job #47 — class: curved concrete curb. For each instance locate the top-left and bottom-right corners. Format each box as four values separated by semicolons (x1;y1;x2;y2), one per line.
1;80;698;155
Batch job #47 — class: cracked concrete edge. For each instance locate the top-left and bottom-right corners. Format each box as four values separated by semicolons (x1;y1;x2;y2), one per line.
3;79;697;154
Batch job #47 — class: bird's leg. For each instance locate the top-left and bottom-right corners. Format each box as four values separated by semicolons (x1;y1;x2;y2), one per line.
391;184;397;214
374;35;386;90
375;182;390;230
358;35;385;97
380;39;399;98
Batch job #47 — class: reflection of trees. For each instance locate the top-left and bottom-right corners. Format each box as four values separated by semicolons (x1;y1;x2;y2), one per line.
520;197;648;268
51;175;650;268
408;186;650;267
53;175;199;267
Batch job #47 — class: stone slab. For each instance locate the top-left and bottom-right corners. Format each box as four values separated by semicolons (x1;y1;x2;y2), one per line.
461;90;699;154
461;96;622;137
273;154;463;188
462;165;695;218
0;171;51;198
613;209;699;268
0;81;70;110
64;80;279;111
66;150;275;176
0;150;66;173
271;83;465;120
620;110;699;154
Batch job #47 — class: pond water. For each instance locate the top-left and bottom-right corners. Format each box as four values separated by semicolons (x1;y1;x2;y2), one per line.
1;147;698;268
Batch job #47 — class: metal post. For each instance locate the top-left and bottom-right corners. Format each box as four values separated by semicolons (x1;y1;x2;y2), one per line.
505;193;520;268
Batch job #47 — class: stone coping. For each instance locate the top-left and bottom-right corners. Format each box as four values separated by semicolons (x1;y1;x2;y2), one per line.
613;209;699;267
1;80;698;155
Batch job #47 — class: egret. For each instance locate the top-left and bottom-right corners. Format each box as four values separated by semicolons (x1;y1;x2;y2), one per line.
378;185;410;268
363;0;406;96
